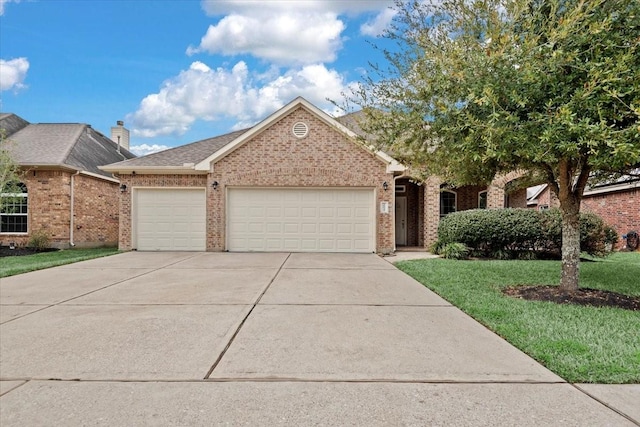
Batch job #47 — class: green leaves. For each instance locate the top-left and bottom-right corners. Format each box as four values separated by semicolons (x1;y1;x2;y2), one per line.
353;0;640;185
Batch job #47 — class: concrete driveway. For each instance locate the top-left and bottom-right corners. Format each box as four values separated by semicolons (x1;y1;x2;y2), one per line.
0;252;637;426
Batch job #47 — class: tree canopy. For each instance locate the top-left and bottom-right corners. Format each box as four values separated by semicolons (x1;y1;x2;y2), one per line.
352;0;640;291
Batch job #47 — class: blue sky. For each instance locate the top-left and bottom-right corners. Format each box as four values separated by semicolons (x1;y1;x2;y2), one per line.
0;0;396;156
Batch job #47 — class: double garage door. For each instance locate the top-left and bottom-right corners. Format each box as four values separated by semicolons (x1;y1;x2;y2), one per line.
135;188;375;252
228;188;375;253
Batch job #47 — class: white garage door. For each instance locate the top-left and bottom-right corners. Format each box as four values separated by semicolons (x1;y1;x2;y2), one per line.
135;189;206;251
227;188;375;253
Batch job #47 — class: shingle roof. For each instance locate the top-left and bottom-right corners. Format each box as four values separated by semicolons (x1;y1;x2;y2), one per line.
1;115;136;178
101;98;401;174
335;110;369;139
104;128;249;168
0;113;30;136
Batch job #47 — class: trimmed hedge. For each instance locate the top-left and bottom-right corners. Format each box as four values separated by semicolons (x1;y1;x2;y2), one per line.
436;208;616;259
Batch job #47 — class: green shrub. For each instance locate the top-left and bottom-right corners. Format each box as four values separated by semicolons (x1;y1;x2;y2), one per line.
441;242;469;259
438;208;614;259
517;250;539;260
27;229;51;250
539;209;615;257
429;239;445;255
438;209;543;255
490;248;513;260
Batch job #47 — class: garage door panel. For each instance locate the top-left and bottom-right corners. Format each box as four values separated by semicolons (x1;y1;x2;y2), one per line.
284;223;299;233
266;223;282;233
301;223;317;233
354;223;371;234
136;189;206;251
266;207;281;217
248;222;264;233
301;207;317;217
318;223;334;234
228;188;374;253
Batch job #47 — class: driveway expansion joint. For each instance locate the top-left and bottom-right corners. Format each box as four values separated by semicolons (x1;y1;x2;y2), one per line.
572;384;640;426
203;253;292;380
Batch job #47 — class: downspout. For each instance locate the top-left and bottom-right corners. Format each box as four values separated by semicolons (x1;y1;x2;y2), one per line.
69;171;80;247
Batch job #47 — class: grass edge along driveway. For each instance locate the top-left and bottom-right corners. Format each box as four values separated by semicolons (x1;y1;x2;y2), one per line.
0;248;120;278
396;252;640;384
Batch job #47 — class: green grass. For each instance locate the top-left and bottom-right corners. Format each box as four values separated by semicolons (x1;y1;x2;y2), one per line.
396;252;640;384
0;248;120;278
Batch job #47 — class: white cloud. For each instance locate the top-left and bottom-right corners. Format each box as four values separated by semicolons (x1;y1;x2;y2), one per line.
189;1;394;65
360;8;397;37
128;61;354;138
0;57;29;91
129;144;172;156
187;13;345;65
0;0;20;16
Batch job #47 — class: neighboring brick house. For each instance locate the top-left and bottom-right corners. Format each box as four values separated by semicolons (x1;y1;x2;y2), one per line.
1;113;136;248
527;175;639;249
101;97;525;253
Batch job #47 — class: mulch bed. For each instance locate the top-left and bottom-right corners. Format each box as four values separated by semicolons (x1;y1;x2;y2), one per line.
0;246;59;257
503;285;640;311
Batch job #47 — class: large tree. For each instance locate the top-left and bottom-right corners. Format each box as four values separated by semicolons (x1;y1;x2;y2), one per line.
352;0;640;292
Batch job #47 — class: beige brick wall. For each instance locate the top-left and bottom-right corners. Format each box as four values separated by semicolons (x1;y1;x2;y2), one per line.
115;108;394;253
210;106;395;253
422;176;442;247
1;169;121;248
534;186;560;210
72;174;120;247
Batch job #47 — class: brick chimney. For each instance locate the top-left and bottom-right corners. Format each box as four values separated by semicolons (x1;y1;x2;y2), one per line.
110;120;130;151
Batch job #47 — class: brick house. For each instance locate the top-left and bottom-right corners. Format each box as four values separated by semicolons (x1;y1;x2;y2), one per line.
527;175;639;249
1;113;136;248
101;97;525;253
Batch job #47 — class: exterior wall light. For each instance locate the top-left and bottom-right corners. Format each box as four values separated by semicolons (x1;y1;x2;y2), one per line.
382;181;389;191
212;181;219;190
119;184;127;193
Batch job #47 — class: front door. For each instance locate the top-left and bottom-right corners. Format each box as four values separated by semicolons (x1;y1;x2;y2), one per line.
395;197;407;246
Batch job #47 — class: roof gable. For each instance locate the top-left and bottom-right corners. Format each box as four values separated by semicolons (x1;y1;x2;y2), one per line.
100;97;405;175
3;121;135;178
194;97;404;173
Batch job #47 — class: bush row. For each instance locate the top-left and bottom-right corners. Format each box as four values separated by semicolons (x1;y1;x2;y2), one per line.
434;208;617;259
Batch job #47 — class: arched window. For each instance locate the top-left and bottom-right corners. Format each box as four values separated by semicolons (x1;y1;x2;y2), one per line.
440;190;457;218
1;182;28;233
478;190;488;209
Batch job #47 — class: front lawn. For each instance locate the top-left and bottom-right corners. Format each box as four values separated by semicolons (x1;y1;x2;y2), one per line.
396;252;640;384
0;248;120;278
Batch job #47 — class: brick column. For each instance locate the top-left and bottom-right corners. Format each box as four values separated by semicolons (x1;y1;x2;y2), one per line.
423;176;442;248
118;175;132;250
207;174;225;251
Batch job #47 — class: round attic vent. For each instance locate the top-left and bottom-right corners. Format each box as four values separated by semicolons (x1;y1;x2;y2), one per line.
292;122;309;138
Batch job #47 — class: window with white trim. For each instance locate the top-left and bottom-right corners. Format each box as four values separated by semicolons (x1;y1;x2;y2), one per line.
1;182;28;233
478;190;488;209
440;190;457;217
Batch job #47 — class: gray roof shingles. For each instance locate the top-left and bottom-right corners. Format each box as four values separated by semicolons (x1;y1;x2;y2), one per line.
105;128;249;168
1;114;135;178
0;113;29;136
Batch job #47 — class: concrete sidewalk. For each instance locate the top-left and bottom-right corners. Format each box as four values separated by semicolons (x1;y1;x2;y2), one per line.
1;252;637;426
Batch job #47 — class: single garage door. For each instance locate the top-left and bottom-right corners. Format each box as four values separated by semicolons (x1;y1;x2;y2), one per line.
135;189;206;251
227;188;375;252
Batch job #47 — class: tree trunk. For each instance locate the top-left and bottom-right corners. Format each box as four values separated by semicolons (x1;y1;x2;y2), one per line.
559;201;581;293
555;158;590;294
